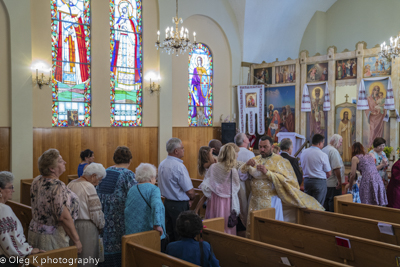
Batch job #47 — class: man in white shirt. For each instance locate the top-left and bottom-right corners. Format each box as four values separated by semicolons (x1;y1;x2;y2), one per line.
158;138;195;241
300;134;332;205
234;133;255;233
322;134;344;212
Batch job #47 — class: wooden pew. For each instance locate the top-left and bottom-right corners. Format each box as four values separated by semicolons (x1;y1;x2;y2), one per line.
20;178;33;206
67;174;78;184
26;246;78;267
252;209;400;266
121;231;198;267
296;207;400;246
6;200;32;238
202;218;347;267
335;194;400;224
191;178;203;189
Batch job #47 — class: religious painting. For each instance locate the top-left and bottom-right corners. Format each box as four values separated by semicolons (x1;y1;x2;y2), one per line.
264;85;296;142
336;59;357;80
307;63;328;82
362;79;390;148
306;84;328;145
246;93;257;108
110;0;143;127
253;67;272;85
67;111;79;127
275;65;296;84
363;56;391;77
188;43;213;127
51;0;91;127
335;104;356;165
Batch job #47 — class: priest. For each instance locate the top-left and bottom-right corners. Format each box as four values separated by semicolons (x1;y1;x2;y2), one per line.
240;135;324;237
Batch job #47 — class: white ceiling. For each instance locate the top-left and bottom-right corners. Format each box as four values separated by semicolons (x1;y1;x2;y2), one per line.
227;0;337;63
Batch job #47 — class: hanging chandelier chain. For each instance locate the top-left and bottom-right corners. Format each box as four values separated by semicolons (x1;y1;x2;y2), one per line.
176;0;178;19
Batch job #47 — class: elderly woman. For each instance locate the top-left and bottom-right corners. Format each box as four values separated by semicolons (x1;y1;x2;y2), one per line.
78;149;95;177
0;172;43;266
200;143;240;235
28;149;81;253
369;137;389;187
68;163;106;267
97;146;137;267
125;163;166;251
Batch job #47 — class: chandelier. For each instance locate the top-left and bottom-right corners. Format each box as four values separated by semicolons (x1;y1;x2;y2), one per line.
155;0;197;56
379;34;400;62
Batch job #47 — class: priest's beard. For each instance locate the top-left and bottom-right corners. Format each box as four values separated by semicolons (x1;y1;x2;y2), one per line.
261;150;272;158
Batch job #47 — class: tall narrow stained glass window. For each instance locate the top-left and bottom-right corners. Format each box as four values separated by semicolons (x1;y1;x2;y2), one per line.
110;0;142;127
51;0;91;127
188;43;213;126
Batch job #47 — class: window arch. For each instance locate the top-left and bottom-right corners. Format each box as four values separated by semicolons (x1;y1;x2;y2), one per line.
51;0;91;127
188;43;213;127
110;0;143;127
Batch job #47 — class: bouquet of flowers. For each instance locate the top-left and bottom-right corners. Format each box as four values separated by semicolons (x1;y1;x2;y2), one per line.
384;146;393;159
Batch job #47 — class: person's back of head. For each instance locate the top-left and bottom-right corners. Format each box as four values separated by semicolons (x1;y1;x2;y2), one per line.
312;134;325;147
328;134;342;150
198;146;212;176
280;138;292;152
176;211;203;239
234;133;246;147
352;142;365;158
208;139;222;156
218;143;239;171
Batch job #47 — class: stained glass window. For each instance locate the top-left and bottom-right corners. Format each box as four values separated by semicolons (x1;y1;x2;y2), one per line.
188;43;213;126
51;0;91;127
110;0;142;127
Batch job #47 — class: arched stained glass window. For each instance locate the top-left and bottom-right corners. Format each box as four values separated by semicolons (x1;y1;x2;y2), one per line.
51;0;91;127
188;43;213;126
110;0;142;127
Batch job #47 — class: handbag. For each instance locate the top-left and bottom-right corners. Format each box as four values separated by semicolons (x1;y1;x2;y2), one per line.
227;170;238;228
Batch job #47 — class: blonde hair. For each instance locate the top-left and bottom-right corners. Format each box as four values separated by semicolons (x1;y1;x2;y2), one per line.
218;143;239;171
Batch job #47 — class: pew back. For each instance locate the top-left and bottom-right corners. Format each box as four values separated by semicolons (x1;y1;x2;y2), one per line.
122;231;198;267
253;212;400;266
335;194;400;224
67;174;78;184
27;246;78;267
20;178;33;206
6;200;32;238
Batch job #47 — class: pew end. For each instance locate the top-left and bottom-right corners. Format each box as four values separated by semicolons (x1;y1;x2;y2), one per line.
122;231;198;267
27;246;78;267
189;193;200;211
194;195;206;217
20;178;33;206
334;194;352;213
202;217;225;232
250;208;275;239
6;200;32;238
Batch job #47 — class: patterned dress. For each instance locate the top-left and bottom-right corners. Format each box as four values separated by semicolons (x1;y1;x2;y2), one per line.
356;154;388;206
97;167;137;267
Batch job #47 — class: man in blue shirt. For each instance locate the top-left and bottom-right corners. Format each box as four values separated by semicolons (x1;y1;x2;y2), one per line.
158;138;195;242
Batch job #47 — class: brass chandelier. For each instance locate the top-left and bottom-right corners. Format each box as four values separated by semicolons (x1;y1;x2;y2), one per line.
380;34;400;62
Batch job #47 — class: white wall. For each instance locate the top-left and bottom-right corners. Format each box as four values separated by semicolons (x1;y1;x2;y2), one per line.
0;1;10;127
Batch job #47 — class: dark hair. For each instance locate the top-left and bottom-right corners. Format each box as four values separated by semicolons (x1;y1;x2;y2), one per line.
312;134;325;145
80;149;94;161
280;138;292;151
352;142;365;157
176;211;203;238
373;137;386;148
259;135;273;145
198;146;212;176
113;146;132;164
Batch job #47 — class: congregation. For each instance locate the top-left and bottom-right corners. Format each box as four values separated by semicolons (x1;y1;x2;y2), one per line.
0;132;398;267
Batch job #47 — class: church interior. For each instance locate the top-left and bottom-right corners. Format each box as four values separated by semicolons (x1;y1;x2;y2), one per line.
1;0;400;266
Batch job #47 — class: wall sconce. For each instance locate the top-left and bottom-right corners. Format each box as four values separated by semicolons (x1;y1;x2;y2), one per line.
145;72;161;94
32;63;51;89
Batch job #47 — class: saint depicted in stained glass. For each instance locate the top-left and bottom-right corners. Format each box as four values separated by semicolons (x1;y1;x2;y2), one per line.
110;0;142;127
51;0;91;127
188;43;213;127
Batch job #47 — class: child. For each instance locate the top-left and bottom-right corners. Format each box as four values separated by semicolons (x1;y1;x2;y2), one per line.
375;92;385;114
166;211;220;267
346;172;361;203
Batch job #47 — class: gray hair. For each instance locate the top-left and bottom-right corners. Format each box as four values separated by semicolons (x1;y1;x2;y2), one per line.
0;171;14;189
166;138;182;153
234;133;246;147
280;138;292;151
82;163;106;179
329;134;343;149
135;163;157;183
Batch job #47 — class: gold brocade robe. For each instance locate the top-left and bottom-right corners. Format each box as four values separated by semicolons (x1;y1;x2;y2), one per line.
240;153;324;237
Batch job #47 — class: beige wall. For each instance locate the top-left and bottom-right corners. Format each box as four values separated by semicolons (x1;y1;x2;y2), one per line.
30;0;159;127
172;15;232;127
300;0;400;56
0;1;10;127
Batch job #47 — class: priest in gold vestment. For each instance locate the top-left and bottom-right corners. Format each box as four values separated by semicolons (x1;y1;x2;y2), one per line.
240;135;324;237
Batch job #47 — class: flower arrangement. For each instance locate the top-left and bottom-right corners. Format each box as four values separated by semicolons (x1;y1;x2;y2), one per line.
383;146;393;159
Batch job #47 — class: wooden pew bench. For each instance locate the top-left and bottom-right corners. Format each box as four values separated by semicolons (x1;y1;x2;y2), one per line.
121;231;198;267
6;200;32;238
251;209;400;266
191;178;203;189
67;174;78;184
202;218;347;267
335;194;400;224
20;178;33;206
26;246;77;267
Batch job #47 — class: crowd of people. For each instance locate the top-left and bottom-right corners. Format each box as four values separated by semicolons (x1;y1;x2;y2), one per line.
1;132;399;267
